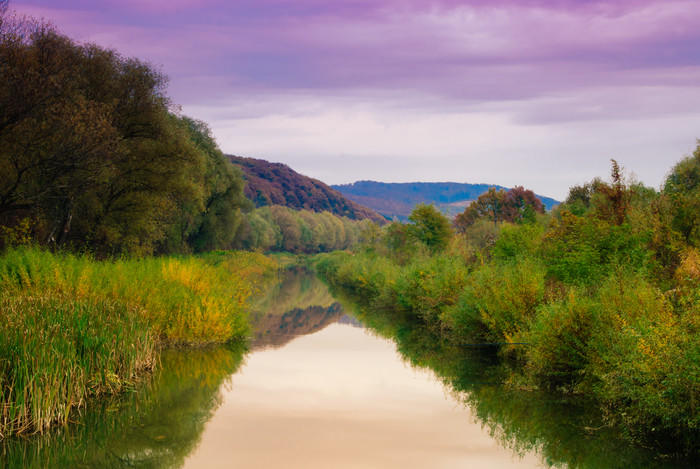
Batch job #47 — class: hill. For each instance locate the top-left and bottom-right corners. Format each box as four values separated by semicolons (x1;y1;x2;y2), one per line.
228;156;386;223
332;181;559;220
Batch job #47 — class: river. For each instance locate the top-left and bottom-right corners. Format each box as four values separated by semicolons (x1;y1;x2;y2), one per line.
1;269;694;468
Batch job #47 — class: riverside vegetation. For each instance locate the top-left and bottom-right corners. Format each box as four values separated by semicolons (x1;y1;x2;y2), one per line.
316;155;700;456
0;247;278;438
0;2;362;441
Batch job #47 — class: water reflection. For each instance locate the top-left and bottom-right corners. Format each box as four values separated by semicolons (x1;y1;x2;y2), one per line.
0;344;247;468
249;268;349;350
331;287;697;469
183;322;545;468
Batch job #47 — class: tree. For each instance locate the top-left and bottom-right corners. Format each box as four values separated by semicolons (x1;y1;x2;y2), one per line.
0;13;238;255
407;204;452;253
454;186;544;232
503;186;545;224
663;140;700;246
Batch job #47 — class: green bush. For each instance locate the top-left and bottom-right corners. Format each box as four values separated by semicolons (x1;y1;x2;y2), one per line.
444;258;546;345
586;273;699;446
393;254;469;325
524;288;596;388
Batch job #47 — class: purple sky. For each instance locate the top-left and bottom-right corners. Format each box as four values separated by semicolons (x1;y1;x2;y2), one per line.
11;0;700;199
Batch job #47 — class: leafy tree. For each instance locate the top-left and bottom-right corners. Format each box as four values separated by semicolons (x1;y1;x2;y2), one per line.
663;140;700;246
503;186;545;224
178;117;249;252
454;186;544;232
0;12;253;256
407;204;452;253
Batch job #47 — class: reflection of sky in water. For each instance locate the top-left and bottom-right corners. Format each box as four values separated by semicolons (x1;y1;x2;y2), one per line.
183;322;545;468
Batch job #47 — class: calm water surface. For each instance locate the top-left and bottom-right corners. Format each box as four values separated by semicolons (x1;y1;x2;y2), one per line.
1;269;693;468
184;320;542;468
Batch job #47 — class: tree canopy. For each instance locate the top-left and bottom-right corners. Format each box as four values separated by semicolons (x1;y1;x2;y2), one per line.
0;13;248;255
454;186;544;232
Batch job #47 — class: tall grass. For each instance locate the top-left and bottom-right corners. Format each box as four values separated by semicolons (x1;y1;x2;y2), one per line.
0;247;278;345
0;246;278;438
0;292;155;438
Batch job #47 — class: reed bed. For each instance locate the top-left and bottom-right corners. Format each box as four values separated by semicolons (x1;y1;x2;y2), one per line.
0;247;278;438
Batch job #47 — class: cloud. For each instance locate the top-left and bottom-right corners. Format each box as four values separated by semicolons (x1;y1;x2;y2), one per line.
10;0;700;198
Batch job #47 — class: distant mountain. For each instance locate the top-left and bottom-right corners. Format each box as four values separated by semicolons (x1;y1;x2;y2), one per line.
228;156;385;223
332;181;559;221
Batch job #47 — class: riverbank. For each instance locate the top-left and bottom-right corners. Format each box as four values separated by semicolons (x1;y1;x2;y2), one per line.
0;247;278;438
315;247;699;456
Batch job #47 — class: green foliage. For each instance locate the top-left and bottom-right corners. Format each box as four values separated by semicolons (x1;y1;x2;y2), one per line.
444;258;546;345
407;203;453;253
0;15;248;256
491;222;544;261
663;139;700;246
524;288;596;387
383;222;421;264
585;273;699;447
0;247;279;346
393;253;469;325
234;205;367;254
540;211;653;284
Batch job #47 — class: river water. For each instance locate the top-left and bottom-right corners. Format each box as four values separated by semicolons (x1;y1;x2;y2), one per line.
1;269;693;468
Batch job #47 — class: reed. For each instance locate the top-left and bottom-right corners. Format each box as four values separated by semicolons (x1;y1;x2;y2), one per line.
0;292;155;438
0;246;278;438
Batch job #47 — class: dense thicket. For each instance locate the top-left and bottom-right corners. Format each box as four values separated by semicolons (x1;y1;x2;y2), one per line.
0;12;248;256
316;153;700;455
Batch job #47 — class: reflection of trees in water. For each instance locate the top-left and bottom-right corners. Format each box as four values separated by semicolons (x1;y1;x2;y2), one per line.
333;288;691;469
251;304;346;350
1;270;348;468
1;344;247;469
250;268;336;314
249;267;355;350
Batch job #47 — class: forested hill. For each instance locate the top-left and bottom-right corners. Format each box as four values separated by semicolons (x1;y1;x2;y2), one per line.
228;156;386;224
333;181;559;220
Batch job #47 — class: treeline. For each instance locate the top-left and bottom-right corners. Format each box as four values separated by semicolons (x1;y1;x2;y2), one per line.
0;8;369;257
236;205;370;254
0;9;250;256
316;151;700;455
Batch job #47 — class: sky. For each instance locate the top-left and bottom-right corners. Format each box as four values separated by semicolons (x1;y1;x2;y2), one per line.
10;0;700;200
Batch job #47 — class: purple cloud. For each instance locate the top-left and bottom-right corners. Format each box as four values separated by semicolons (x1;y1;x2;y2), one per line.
9;0;700;198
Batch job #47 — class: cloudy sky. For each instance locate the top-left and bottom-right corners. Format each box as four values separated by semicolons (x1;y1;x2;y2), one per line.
11;0;700;199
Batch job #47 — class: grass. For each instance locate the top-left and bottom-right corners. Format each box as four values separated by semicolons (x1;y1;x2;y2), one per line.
0;246;278;438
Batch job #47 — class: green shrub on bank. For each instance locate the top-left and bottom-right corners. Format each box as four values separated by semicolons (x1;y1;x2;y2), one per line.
524;288;596;388
443;258;546;345
586;273;699;446
394;254;469;326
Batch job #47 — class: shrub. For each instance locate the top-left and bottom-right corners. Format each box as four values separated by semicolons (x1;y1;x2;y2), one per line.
444;258;546;345
524;289;596;388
